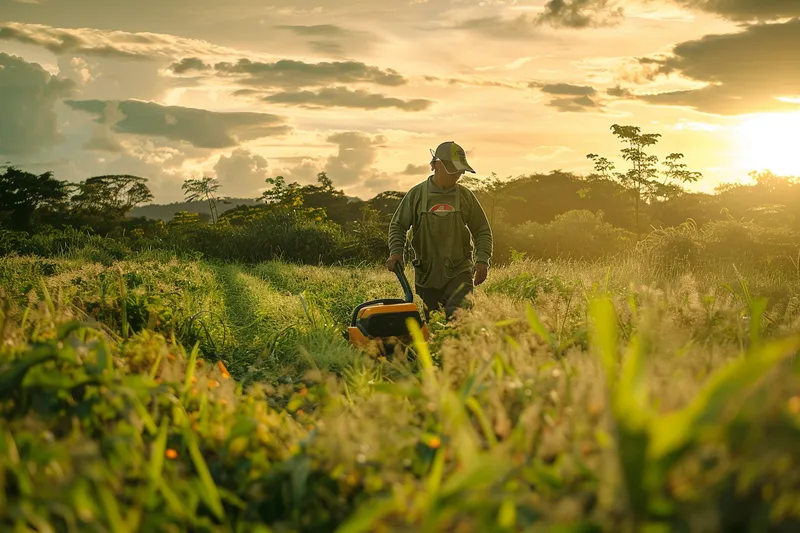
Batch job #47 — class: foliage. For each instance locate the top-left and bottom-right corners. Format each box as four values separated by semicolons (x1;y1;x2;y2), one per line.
503;210;634;262
2;251;800;532
588;124;703;241
183;177;222;224
0;165;70;231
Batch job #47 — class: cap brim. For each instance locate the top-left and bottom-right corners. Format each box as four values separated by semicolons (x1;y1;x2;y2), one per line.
443;159;475;174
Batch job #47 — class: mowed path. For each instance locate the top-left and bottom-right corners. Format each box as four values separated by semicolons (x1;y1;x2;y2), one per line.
210;263;311;381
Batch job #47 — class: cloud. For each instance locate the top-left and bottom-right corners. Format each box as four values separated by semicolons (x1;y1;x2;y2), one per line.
0;22;239;61
324;132;387;186
0;53;77;155
533;82;597;96
273;24;381;56
456;0;624;37
83;100;127;152
212;148;271;198
546;95;601;112
455;14;544;39
64;99;291;148
169;57;210;74
401;163;429;175
630;18;800;115
607;85;633;97
674;0;800;22
538;0;625;28
423;75;525;90
277;25;353;37
263;87;434;111
203;58;407;89
528;81;602;111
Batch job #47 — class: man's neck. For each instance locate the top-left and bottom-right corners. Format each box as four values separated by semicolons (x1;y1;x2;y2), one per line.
432;173;457;190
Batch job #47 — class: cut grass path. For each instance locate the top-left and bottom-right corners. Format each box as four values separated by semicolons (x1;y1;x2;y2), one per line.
211;263;309;381
211;262;368;385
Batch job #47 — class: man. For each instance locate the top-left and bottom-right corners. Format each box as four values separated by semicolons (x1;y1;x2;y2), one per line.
386;141;493;322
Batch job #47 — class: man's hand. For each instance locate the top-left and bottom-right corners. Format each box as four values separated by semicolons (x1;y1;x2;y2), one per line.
386;253;403;272
474;262;488;286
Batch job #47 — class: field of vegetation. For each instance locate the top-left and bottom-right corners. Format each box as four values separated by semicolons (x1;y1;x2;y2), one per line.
3;123;800;531
2;241;800;533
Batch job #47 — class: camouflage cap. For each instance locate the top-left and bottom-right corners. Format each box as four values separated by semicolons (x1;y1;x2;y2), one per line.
430;141;475;174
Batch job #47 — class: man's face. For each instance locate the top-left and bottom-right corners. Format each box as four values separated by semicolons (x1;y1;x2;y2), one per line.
436;160;465;180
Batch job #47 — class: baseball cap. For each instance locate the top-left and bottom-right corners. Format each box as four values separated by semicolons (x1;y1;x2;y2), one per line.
430;141;475;174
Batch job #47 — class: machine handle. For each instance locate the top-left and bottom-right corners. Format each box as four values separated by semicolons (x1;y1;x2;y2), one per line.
393;261;414;303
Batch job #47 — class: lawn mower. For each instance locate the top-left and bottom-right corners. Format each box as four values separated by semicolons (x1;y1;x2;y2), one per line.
347;262;429;356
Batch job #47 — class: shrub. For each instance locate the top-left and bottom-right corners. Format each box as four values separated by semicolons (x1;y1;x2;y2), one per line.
506;209;634;262
638;219;705;277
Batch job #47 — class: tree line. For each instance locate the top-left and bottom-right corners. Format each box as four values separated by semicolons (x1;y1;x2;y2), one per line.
1;124;799;267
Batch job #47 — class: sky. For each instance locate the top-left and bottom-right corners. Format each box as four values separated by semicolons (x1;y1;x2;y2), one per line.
1;0;799;203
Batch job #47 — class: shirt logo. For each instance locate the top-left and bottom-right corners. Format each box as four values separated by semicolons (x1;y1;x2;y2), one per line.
430;203;454;216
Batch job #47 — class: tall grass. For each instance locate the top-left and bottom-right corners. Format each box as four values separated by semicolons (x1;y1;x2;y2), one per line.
2;250;800;532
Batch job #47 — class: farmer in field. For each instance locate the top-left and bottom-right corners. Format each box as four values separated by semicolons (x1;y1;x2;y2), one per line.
386;141;493;322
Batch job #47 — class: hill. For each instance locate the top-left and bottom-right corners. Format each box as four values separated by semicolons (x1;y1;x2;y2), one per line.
130;195;365;221
129;198;263;221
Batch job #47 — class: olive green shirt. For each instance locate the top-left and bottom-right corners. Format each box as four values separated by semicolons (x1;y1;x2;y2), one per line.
388;176;493;268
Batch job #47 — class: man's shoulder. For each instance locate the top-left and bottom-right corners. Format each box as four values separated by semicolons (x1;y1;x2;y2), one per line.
457;183;480;202
404;178;430;197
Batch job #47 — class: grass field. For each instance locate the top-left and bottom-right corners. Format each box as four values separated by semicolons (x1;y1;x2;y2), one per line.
2;248;800;532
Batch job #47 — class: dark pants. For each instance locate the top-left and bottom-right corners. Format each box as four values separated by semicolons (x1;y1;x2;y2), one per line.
415;271;474;322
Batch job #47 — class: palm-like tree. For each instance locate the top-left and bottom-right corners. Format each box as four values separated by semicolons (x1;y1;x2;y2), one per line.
182;176;221;224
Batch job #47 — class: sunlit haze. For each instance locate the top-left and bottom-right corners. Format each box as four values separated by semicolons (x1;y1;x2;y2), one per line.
1;0;798;202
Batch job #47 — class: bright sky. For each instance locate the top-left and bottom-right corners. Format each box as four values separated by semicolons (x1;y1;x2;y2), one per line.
1;0;799;203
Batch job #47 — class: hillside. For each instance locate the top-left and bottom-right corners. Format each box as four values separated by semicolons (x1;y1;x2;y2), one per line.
129;198;263;221
130;195;365;221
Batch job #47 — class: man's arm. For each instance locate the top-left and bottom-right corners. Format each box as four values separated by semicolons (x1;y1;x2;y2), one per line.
388;191;415;257
465;189;493;266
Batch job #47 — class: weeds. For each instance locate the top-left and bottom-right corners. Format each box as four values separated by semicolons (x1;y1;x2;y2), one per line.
1;251;800;532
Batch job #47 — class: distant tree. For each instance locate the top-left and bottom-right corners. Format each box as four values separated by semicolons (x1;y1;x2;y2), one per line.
588;124;701;240
586;154;616;180
261;175;304;207
168;210;204;227
655;153;702;202
462;172;526;227
0;165;70;231
71;175;153;219
368;190;405;221
182;176;221;224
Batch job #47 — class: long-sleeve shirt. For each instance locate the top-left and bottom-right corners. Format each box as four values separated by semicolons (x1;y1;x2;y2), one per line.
388;176;493;267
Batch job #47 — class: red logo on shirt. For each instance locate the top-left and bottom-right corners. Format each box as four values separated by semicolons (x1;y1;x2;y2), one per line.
430;204;454;215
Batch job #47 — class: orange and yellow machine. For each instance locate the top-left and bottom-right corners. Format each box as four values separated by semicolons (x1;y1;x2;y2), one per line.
347;262;429;355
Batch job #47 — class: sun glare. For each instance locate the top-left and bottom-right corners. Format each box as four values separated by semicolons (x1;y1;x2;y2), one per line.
735;111;800;177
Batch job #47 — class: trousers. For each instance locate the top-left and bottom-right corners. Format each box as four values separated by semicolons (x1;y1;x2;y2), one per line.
415;270;474;322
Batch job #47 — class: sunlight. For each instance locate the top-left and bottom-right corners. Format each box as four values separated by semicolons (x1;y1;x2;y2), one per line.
735;111;800;177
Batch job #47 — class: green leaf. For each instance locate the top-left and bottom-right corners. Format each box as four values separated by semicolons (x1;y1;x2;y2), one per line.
440;454;510;499
526;303;553;346
334;497;397;533
588;298;618;393
649;335;800;461
748;296;768;351
183;425;225;521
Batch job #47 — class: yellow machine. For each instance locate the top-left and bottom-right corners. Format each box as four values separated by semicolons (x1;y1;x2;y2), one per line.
347;262;429;355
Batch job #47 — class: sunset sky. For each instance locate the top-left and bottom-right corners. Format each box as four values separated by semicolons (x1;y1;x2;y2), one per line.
1;0;798;203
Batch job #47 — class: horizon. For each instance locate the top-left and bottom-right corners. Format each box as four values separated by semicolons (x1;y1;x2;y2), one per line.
1;0;798;204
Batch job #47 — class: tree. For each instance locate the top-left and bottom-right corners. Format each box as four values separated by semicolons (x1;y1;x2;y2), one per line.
182;176;221;224
261;175;304;207
587;124;701;240
462;172;526;228
0;165;69;231
71;175;153;219
656;153;702;202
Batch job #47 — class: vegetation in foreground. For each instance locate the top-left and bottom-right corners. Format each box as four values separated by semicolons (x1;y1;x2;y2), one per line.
2;247;800;533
